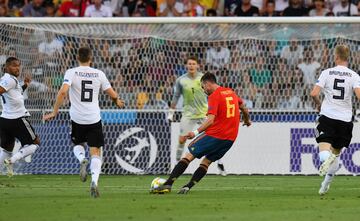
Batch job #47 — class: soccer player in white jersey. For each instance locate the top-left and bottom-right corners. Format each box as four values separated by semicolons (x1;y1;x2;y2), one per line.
0;57;40;177
168;56;226;176
43;47;124;198
310;45;360;195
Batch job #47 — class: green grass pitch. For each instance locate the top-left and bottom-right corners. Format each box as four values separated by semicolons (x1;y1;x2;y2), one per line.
0;175;359;221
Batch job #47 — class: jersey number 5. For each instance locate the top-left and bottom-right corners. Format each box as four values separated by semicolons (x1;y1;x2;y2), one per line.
333;78;345;100
81;80;93;102
226;97;235;118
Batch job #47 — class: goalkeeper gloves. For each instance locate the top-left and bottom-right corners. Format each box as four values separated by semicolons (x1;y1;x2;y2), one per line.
167;108;175;122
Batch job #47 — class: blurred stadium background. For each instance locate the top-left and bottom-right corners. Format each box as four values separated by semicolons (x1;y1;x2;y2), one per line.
0;5;360;220
0;17;359;176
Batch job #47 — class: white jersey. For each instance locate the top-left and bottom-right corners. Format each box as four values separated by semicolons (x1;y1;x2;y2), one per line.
0;73;30;119
316;65;360;122
63;66;111;125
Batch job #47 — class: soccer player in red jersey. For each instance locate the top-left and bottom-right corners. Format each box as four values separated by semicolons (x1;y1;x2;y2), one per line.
151;72;251;194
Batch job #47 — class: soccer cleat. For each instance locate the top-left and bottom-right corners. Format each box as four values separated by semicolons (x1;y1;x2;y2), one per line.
217;163;227;176
319;154;337;176
177;186;190;194
3;158;14;177
150;184;172;194
319;180;331;196
90;181;100;198
79;159;88;182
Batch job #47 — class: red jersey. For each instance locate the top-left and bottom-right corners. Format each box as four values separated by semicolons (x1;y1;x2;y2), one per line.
205;87;243;141
59;2;88;17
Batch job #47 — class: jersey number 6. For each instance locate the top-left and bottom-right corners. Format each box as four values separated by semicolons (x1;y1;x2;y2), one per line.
226;97;235;118
81;80;93;102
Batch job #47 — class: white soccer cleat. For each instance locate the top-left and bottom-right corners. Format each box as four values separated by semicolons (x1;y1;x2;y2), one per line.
319;180;331;196
217;163;227;177
319;154;336;176
178;186;190;194
3;158;14;177
79;159;89;182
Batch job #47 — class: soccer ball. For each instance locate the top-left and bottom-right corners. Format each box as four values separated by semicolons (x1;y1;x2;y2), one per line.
150;177;166;190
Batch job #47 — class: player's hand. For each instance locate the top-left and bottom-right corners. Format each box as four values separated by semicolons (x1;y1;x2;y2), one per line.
43;112;57;121
179;135;188;143
186;132;196;139
24;74;31;86
243;120;252;127
116;98;125;108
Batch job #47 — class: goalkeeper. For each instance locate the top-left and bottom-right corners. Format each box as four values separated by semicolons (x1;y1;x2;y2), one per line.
168;56;227;176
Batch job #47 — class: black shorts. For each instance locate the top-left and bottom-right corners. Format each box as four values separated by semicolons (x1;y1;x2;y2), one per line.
315;115;353;149
71;120;104;148
0;117;38;150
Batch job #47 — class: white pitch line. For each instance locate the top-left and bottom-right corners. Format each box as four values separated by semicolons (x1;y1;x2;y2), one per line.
2;184;360;192
0;185;275;191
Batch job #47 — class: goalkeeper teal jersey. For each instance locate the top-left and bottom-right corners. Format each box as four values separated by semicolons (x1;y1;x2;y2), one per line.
172;72;207;119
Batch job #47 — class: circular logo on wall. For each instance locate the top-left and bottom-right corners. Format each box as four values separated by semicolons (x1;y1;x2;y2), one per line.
114;127;158;173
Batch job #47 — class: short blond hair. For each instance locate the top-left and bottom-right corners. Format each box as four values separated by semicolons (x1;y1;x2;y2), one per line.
335;45;350;61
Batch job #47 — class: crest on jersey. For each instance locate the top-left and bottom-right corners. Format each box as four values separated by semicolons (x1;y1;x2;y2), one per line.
114;127;158;173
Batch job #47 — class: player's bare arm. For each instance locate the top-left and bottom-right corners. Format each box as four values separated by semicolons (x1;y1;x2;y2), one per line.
0;86;6;95
354;88;360;100
43;84;70;121
240;104;251;127
310;85;322;112
22;74;31;91
104;87;125;108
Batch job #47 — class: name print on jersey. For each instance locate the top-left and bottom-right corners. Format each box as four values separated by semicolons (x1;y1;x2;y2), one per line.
329;71;352;77
75;71;99;78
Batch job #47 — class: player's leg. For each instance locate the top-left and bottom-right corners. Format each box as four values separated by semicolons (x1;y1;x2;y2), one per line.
89;147;101;198
176;117;193;161
319;147;342;195
178;157;212;194
178;136;233;194
10;118;40;165
167;134;211;187
152;152;195;194
0;118;14;174
0;148;12;167
0;131;15;177
73;143;86;163
318;142;337;176
315;116;337;176
73;143;88;182
319;121;352;195
71;121;89;182
217;158;226;176
152;135;208;194
192;118;227;176
86;121;104;198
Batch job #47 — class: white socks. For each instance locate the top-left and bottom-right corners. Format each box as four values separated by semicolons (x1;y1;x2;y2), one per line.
319;150;331;163
90;156;102;186
323;156;341;184
10;144;38;164
73;145;86;163
218;159;223;165
176;143;185;161
74;145;101;186
327;156;340;175
0;148;11;165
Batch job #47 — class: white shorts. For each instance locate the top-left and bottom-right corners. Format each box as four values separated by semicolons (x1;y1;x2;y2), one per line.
179;117;204;136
